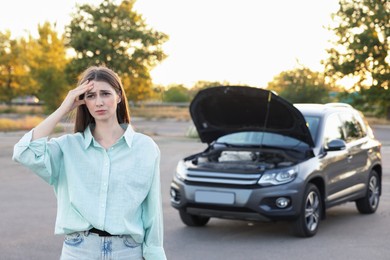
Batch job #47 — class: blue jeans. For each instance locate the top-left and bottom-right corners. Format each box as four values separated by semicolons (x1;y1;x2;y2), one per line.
60;231;143;260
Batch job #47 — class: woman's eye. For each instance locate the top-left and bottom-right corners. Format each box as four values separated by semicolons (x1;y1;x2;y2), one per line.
85;94;95;99
102;92;111;96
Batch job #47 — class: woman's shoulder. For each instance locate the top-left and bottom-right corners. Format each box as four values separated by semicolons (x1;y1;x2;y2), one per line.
132;132;159;151
133;131;153;141
133;132;157;145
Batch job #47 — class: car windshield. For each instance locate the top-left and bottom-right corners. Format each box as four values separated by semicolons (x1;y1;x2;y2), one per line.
304;116;320;143
216;116;320;148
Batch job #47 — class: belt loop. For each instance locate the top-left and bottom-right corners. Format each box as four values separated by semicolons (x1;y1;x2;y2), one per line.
84;230;90;237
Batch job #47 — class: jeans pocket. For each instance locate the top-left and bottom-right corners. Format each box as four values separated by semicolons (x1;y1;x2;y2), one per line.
64;233;84;247
123;236;141;248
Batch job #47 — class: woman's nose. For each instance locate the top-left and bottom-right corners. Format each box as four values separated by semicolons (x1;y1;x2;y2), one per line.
95;95;104;106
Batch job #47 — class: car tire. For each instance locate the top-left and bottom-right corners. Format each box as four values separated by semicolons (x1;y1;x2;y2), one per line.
355;170;380;214
179;210;210;227
291;183;322;237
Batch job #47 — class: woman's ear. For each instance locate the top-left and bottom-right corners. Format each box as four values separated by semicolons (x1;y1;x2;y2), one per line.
117;91;122;103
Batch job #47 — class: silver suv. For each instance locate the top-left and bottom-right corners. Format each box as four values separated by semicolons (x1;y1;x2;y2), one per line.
170;86;382;237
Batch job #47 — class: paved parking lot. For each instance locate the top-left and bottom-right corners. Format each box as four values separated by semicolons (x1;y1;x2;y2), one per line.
1;120;389;260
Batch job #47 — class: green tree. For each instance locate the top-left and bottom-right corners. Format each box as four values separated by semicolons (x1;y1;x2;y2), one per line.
266;67;333;103
324;0;389;118
163;84;190;102
0;31;32;103
27;22;69;112
189;80;228;99
66;0;168;102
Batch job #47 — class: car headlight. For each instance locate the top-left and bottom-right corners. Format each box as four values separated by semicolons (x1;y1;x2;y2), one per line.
175;160;187;181
258;166;298;186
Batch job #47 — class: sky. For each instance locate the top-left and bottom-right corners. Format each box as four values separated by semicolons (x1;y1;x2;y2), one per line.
0;0;339;88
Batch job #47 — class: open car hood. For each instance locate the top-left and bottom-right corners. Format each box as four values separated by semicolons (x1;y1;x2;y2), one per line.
190;86;315;146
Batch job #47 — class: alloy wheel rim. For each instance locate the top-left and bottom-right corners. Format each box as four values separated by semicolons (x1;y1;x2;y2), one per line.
368;176;380;209
304;191;320;232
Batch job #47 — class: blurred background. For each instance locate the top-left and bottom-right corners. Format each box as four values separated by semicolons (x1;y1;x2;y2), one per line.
0;0;389;131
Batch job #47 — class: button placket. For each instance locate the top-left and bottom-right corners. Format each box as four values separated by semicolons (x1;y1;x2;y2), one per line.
98;150;111;229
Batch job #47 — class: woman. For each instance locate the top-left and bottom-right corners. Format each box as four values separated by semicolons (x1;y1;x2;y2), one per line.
13;66;166;260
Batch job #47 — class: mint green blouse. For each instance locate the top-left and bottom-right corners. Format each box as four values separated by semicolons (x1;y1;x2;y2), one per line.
13;124;166;260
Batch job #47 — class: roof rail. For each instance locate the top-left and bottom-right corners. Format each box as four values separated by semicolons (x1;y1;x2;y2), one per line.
324;102;352;108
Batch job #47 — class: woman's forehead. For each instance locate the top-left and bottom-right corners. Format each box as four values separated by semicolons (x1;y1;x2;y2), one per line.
88;81;115;92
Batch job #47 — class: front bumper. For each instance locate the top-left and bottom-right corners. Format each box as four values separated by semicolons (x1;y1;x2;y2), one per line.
170;176;304;222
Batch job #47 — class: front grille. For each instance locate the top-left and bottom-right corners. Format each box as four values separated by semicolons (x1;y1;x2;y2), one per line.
186;170;262;185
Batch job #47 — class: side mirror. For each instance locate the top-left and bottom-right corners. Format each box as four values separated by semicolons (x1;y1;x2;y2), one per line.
325;139;346;151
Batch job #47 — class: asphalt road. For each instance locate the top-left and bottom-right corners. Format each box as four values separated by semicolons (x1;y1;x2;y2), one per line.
0;120;389;260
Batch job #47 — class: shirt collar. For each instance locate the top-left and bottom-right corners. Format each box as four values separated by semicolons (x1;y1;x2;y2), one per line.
83;124;135;149
83;125;94;149
122;124;135;148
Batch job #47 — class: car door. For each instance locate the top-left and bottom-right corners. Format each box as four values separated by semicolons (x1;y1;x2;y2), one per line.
320;113;351;203
339;112;369;189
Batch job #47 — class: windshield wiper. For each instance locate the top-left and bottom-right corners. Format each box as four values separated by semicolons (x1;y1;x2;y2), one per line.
215;142;269;149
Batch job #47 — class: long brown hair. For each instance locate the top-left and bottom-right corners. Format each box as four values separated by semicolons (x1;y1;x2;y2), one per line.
74;66;130;133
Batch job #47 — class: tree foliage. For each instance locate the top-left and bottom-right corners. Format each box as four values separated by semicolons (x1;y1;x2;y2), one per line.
66;0;168;102
27;22;69;112
266;67;333;104
0;31;33;103
163;84;190;102
189;80;228;99
324;0;389;117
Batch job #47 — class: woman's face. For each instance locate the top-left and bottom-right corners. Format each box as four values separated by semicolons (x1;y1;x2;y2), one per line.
84;80;121;122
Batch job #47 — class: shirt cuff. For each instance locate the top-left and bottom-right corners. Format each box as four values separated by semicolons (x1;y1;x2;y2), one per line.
13;130;42;159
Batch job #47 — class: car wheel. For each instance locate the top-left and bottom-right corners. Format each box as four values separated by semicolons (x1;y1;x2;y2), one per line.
291;183;322;237
356;170;380;214
179;210;210;227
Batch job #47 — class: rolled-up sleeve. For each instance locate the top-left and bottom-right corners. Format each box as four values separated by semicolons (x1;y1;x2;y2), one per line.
141;146;166;260
12;129;61;186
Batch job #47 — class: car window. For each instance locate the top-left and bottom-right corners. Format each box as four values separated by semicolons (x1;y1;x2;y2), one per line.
304;116;320;143
356;111;373;137
216;131;309;149
323;114;345;144
339;112;366;142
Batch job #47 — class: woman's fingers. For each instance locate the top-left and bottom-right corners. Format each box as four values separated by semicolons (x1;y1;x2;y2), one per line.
60;81;94;113
74;80;94;97
66;81;94;104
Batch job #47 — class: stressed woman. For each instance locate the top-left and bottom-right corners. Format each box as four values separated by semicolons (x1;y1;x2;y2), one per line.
13;66;166;260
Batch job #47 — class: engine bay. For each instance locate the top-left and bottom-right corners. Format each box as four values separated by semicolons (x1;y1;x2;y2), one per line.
186;147;302;173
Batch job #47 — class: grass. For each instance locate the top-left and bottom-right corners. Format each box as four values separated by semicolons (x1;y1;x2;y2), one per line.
0;104;44;115
0;116;44;132
0;115;66;133
1;104;388;132
0;104;190;132
130;105;190;121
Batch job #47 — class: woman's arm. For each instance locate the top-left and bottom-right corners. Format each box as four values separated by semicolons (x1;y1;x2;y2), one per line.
141;146;167;260
32;80;94;140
